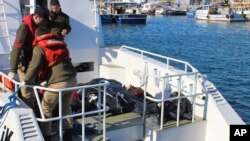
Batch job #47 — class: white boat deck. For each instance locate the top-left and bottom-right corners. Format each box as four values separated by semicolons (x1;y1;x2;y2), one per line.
0;0;245;141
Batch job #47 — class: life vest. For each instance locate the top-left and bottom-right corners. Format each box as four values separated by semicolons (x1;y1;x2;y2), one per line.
33;33;71;79
14;15;37;49
0;74;14;91
23;14;37;39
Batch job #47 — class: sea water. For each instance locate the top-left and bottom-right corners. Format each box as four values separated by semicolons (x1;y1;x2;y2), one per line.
103;16;250;124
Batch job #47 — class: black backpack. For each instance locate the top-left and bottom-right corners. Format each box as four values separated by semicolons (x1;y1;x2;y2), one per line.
77;78;135;114
158;92;193;124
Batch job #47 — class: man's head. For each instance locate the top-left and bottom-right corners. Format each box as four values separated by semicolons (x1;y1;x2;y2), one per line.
50;0;61;14
33;7;50;26
35;26;51;37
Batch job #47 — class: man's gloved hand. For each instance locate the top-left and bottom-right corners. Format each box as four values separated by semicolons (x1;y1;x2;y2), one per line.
7;72;16;80
20;81;26;88
61;29;67;36
40;81;47;87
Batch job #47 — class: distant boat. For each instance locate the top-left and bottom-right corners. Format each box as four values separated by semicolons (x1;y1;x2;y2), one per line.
116;14;147;24
100;15;117;24
233;1;250;21
186;11;195;18
196;3;246;22
141;2;162;15
186;7;202;18
100;2;147;24
155;7;166;15
166;9;186;16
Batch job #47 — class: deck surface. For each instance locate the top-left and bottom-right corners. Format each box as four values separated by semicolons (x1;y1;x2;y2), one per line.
50;112;200;141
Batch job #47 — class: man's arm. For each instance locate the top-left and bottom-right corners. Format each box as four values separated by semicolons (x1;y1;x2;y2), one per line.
24;47;44;83
10;23;27;73
62;13;71;35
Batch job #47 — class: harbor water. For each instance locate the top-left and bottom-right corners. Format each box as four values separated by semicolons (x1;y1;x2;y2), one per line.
103;16;250;124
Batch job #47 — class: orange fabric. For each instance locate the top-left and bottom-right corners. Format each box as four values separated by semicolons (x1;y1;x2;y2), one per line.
0;74;14;91
23;15;36;38
33;33;71;79
33;33;70;67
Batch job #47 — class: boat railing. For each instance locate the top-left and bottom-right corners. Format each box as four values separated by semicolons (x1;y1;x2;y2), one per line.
93;0;99;30
143;71;208;130
0;71;109;141
119;45;198;73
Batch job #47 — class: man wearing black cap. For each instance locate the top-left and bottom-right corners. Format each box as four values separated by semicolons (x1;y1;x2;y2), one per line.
50;0;71;38
8;7;50;108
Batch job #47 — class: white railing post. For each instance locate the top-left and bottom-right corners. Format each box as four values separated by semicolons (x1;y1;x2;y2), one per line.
59;91;63;141
141;52;144;60
103;85;107;140
33;87;45;119
192;73;197;123
166;59;169;70
176;76;181;127
82;88;86;140
160;77;166;130
142;75;148;138
98;85;101;134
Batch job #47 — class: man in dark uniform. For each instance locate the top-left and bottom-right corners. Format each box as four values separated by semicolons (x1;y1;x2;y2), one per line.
8;7;50;107
24;26;77;141
50;0;71;38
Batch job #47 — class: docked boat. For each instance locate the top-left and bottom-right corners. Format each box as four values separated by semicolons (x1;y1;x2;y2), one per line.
100;14;117;24
195;3;246;22
116;14;147;24
100;2;147;24
155;7;166;15
186;10;195;18
141;2;162;15
186;7;202;18
165;2;186;16
0;0;245;141
233;1;250;21
166;9;186;16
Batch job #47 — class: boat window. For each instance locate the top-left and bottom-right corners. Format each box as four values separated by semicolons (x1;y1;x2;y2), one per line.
19;0;48;18
19;0;30;18
36;0;48;8
74;62;94;72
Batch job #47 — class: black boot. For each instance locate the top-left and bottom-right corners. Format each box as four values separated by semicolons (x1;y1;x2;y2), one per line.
44;136;52;141
63;129;73;141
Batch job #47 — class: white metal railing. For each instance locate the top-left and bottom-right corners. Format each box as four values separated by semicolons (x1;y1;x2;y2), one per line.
117;45;208;130
143;72;208;130
119;45;198;73
33;82;109;141
117;46;208;130
0;71;109;141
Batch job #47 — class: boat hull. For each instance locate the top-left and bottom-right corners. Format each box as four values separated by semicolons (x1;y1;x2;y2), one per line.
101;14;147;24
196;14;246;22
117;14;147;24
186;12;195;18
166;10;186;16
100;15;117;24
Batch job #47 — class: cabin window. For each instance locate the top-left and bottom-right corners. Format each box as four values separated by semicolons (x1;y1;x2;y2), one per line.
133;10;136;14
19;0;48;18
74;62;94;72
19;0;30;17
